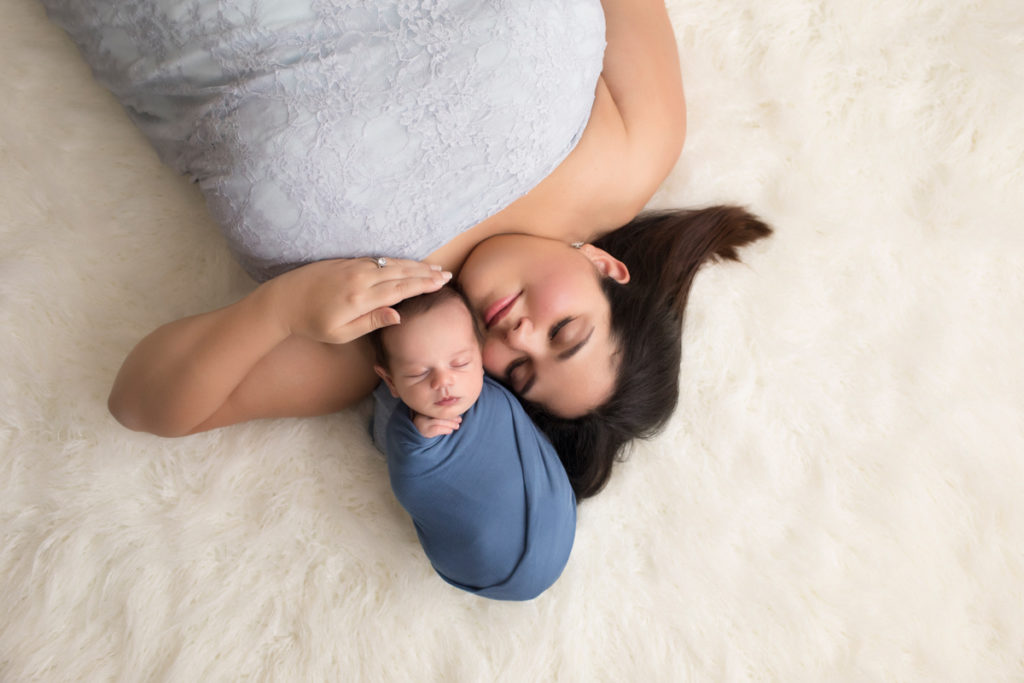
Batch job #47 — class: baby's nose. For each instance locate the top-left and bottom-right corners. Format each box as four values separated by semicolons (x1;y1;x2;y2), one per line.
431;369;453;389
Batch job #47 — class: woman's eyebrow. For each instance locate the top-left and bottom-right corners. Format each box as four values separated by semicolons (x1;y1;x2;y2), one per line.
556;328;594;361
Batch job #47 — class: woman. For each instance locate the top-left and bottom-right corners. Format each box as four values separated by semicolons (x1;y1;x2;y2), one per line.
59;0;768;498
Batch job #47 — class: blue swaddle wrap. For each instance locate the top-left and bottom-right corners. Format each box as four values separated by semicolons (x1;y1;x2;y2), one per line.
42;0;607;280
376;377;576;601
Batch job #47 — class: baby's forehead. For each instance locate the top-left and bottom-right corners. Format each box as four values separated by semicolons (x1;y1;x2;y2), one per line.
384;301;480;351
403;297;471;327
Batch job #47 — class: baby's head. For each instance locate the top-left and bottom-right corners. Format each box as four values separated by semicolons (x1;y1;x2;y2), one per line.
371;286;485;420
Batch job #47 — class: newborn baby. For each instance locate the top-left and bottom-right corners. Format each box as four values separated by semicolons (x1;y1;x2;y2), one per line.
371;286;576;600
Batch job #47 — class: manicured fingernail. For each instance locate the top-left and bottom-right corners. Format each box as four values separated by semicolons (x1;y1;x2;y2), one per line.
430;264;443;271
441;271;453;281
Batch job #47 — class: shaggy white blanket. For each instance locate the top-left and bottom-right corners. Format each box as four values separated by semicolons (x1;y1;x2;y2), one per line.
3;0;1023;680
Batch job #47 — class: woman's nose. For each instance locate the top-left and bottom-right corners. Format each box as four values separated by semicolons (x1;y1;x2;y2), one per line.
506;317;541;353
482;318;543;374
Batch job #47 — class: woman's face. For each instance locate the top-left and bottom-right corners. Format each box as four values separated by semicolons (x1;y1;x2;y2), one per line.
457;234;630;418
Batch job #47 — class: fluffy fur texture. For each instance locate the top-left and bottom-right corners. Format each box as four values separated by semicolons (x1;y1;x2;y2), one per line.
3;0;1023;679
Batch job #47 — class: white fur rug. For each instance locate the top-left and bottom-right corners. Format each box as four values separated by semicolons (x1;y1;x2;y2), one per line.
4;0;1024;680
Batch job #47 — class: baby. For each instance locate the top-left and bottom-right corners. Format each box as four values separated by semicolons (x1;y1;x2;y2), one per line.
370;286;576;601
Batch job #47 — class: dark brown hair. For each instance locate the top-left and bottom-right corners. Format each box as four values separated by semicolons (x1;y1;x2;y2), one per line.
523;205;772;499
369;284;481;370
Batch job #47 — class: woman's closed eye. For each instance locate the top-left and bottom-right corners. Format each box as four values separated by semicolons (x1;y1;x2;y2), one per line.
552;317;594;361
504;318;590;395
506;357;535;395
549;316;575;341
505;317;596;395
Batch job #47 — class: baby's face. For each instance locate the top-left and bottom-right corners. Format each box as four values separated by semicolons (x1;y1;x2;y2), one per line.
378;298;484;420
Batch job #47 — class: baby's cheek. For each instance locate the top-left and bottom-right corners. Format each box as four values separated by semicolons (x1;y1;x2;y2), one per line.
464;367;486;404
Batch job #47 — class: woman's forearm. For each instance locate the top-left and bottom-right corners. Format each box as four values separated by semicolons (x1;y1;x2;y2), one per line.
108;283;291;436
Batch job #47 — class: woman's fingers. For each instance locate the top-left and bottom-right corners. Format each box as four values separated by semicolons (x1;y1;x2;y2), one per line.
322;264;453;343
273;257;453;343
363;256;443;279
363;261;453;307
368;258;449;285
328;306;401;345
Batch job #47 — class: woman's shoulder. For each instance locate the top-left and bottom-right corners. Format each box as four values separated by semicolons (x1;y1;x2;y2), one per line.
446;78;684;253
430;0;688;269
537;77;684;236
503;0;688;242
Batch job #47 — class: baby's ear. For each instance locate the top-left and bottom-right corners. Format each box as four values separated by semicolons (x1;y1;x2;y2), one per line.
374;365;400;398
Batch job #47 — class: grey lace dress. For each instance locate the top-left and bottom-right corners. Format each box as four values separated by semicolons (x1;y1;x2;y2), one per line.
42;0;607;280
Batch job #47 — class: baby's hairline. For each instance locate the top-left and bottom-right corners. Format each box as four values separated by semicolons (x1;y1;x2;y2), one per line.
371;286;483;370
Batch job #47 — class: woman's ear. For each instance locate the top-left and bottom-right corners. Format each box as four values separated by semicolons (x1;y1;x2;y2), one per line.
374;365;400;398
579;244;631;284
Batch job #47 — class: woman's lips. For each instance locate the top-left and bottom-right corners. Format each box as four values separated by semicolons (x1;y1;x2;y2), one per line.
483;292;520;328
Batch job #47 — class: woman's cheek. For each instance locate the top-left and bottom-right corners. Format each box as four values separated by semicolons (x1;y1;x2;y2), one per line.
481;338;510;375
527;272;580;320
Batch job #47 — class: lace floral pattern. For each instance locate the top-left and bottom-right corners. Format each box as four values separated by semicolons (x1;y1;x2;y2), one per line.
43;0;606;280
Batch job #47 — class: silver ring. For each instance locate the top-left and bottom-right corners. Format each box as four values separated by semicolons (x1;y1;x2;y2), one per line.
374;256;388;269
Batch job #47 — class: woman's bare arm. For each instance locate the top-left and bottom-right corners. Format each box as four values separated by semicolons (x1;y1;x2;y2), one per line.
464;0;687;247
599;0;686;161
108;258;451;436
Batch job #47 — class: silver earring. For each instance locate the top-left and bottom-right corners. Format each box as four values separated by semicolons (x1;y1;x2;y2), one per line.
571;241;584;249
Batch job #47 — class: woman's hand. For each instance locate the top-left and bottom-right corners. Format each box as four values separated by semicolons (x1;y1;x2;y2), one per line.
271;257;453;344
